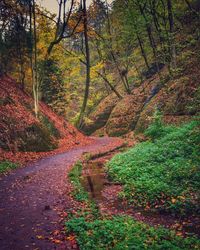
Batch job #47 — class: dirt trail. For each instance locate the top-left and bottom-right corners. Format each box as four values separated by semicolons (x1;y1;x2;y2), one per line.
0;137;121;250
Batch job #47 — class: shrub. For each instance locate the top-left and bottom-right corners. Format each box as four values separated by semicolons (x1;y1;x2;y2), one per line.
144;110;175;141
68;161;88;201
39;114;61;139
0;161;18;173
18;123;58;152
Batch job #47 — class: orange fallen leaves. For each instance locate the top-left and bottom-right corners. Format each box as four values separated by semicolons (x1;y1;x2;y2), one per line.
51;239;62;244
67;234;76;241
36;235;45;240
52;230;60;236
0;76;94;165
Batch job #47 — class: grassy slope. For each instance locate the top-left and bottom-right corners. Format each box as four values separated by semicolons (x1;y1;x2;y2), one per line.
107;119;200;215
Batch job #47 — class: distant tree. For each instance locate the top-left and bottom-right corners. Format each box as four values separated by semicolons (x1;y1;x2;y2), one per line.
47;0;80;55
77;0;91;128
0;0;30;87
40;59;66;115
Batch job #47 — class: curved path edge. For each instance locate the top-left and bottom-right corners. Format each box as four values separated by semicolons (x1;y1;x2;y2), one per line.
0;137;122;250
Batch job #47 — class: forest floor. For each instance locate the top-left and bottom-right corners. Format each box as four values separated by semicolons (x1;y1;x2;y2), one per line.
0;137;124;250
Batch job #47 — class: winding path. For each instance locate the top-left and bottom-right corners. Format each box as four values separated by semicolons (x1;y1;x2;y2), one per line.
0;137;118;250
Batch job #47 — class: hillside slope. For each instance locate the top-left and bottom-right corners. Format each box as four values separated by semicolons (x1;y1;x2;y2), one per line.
107;51;200;136
82;30;200;137
0;76;91;164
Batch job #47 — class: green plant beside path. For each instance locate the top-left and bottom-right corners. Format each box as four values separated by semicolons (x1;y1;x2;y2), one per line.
66;216;200;250
107;120;200;215
0;161;18;173
68;161;89;201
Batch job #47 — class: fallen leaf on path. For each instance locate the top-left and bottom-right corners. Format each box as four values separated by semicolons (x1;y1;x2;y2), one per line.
51;239;62;244
36;235;45;240
52;230;60;236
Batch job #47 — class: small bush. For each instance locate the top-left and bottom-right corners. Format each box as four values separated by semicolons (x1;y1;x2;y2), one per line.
39;114;61;139
144;110;175;141
0;161;18;173
18;123;58;152
68;161;88;201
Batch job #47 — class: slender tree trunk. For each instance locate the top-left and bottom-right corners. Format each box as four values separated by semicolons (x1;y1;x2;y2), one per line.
94;38;122;99
110;51;131;94
185;0;199;17
18;42;25;90
30;0;39;118
105;0;131;94
124;74;130;91
77;0;90;128
138;3;161;78
97;71;122;99
151;1;168;66
133;61;143;84
15;17;25;90
136;31;150;70
125;0;150;73
160;0;172;74
20;60;25;90
167;0;176;70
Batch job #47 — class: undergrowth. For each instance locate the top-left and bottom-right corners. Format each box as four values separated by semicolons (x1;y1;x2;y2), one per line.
68;160;99;218
68;161;89;201
66;216;200;250
107;118;200;215
39;114;61;139
0;161;18;173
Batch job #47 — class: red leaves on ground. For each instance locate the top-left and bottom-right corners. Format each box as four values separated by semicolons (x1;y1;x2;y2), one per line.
0;76;93;165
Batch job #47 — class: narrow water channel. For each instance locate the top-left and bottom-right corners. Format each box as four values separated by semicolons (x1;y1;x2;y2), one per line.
79;160;200;238
80;162;106;201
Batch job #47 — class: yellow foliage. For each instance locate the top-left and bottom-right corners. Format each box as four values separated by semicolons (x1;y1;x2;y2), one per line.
91;61;104;78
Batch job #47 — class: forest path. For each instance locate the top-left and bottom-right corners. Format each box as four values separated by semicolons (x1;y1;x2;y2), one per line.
0;137;122;250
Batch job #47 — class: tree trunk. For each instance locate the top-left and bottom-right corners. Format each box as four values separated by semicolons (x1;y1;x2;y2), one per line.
136;31;150;70
138;3;161;77
185;0;199;17
150;1;168;66
110;51;131;94
105;0;131;94
167;0;176;70
77;0;90;128
97;71;122;99
31;0;39;118
94;38;122;99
